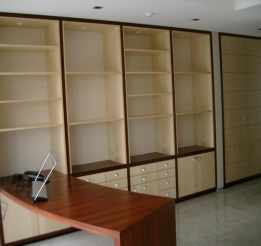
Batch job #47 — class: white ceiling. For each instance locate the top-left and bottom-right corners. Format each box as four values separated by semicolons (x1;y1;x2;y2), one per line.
0;0;261;37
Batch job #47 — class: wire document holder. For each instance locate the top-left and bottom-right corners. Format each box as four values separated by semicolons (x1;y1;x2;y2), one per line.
32;151;58;202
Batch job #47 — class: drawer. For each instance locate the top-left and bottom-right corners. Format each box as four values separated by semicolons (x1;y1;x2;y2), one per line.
121;187;128;191
130;163;157;176
130;172;157;186
158;168;175;179
158;177;176;192
106;169;127;181
157;159;175;170
131;181;158;196
106;178;128;189
77;172;105;184
158;188;176;198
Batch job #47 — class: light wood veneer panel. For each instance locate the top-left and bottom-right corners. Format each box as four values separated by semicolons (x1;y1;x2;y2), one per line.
223;91;247;110
225;144;248;165
225;161;249;183
38;215;69;235
246;56;261;73
222;55;246;73
244;39;261;56
224;109;247;128
222;73;246;91
224;126;248;147
221;36;245;55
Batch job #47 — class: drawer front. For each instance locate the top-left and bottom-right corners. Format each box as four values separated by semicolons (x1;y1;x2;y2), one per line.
106;169;127;181
158;168;175;179
78;173;105;184
157;159;175;170
130;172;157;186
121;187;128;191
106;178;128;189
158;188;176;198
131;181;158;196
158;177;176;191
130;163;157;176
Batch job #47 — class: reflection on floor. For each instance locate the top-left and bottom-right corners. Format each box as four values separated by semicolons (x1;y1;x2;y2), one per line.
25;177;261;246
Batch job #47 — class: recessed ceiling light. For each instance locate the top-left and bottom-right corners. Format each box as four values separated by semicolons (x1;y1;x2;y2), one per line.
145;12;155;17
82;27;88;30
136;31;141;34
16;22;22;25
258;28;261;30
192;18;201;21
93;6;103;9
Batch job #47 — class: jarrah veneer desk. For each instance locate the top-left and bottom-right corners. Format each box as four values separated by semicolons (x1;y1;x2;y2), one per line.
0;171;176;246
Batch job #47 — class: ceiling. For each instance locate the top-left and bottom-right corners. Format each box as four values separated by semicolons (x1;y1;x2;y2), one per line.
0;0;261;37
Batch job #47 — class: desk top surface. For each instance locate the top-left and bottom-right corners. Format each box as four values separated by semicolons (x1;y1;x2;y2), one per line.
0;171;175;238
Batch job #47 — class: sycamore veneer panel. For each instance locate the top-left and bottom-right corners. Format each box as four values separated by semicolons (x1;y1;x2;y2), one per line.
222;73;246;92
224;109;247;128
224;126;248;147
221;36;245;55
225;144;248;165
222;55;245;73
223;91;247;110
244;39;261;56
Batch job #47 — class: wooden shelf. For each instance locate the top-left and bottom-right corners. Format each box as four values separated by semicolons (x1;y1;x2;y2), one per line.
175;72;211;75
130;152;174;164
128;113;173;120
0;123;62;132
66;71;120;76
178;145;214;156
0;72;59;77
125;49;169;56
0;98;61;104
69;118;123;126
126;72;170;76
176;110;212;116
127;93;172;98
71;160;126;176
0;44;58;52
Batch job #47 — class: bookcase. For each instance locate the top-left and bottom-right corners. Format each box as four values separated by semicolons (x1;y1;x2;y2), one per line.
172;30;215;198
123;26;175;164
62;21;127;175
221;35;261;184
0;16;67;181
172;31;214;155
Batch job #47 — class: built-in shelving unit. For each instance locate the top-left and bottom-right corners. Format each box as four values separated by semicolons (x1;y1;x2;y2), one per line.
0;16;67;180
63;21;127;175
172;31;214;155
123;26;175;164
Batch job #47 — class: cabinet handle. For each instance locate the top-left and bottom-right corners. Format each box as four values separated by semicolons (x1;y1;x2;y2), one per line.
143;186;146;190
114;173;118;177
243;116;246;119
166;180;169;185
165;163;168;167
115;183;119;187
133;187;137;192
248;116;250;119
142;177;146;181
165;172;169;176
86;178;90;182
142;168;146;172
193;156;201;161
166;192;169;196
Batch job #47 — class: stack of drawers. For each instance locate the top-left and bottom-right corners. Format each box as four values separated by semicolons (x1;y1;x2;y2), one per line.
78;169;128;191
130;159;176;198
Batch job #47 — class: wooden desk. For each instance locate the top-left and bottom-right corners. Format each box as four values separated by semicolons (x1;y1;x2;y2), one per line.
0;171;176;246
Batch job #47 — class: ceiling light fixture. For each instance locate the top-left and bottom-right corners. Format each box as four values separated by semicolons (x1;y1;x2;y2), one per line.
93;6;103;9
258;28;261;30
16;22;22;25
192;18;201;21
145;12;155;17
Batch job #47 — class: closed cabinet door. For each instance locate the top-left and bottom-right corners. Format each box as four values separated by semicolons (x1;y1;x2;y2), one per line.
197;152;215;192
178;156;198;198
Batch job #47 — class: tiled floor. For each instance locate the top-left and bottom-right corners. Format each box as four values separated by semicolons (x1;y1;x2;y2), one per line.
25;177;261;246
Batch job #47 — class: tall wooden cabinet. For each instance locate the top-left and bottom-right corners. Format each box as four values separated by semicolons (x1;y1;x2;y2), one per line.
221;34;261;184
172;31;216;198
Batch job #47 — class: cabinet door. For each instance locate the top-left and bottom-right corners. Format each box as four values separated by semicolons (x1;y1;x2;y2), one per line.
178;156;198;198
197;152;216;192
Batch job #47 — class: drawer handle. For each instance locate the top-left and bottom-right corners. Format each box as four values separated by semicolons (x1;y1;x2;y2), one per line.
166;180;169;185
193;156;201;161
133;187;137;192
142;168;146;172
143;186;146;190
86;178;90;182
165;172;169;176
165;163;168;167
166;192;169;196
142;177;146;181
115;183;119;187
115;173;118;177
248;116;251;119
